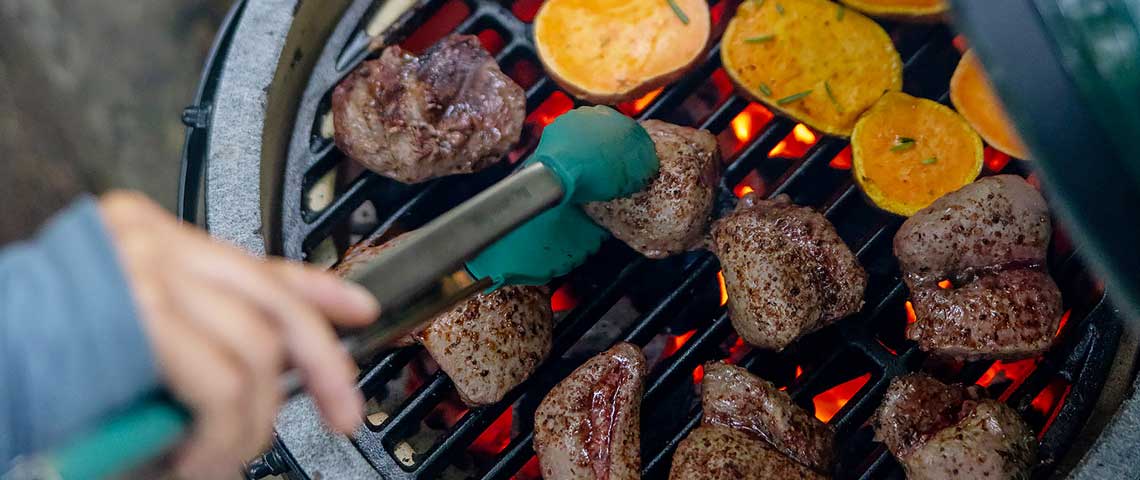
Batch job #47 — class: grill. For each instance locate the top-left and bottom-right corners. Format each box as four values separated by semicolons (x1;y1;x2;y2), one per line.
181;1;1128;478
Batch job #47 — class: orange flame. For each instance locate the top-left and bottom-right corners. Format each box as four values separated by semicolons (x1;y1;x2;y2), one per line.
734;185;755;198
905;301;917;324
795;365;804;379
664;330;698;358
727;337;751;364
512;455;543;480
470;406;512;456
829;146;853;170
770;123;819;158
984;147;1012;172
692;364;706;384
717;271;729;306
938;279;952;289
813;373;872;423
551;284;578;312
1055;309;1071;337
976;358;1038;401
527;91;574;129
617;87;664;116
1032;379;1072;439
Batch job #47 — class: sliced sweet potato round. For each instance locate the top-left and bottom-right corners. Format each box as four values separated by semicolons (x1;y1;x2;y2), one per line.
533;0;710;104
951;50;1031;159
722;0;902;137
839;0;947;20
852;92;983;216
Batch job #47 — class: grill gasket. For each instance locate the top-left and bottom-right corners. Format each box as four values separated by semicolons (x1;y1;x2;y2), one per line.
265;1;1123;479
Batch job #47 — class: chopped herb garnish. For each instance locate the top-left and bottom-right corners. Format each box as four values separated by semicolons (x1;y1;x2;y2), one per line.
776;3;785;14
667;0;690;24
921;156;938;165
824;80;844;113
837;4;846;20
890;137;916;152
776;89;813;105
759;82;773;96
745;34;776;43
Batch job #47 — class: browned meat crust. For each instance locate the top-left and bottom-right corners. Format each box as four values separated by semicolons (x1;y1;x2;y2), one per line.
534;343;646;480
669;425;826;480
701;362;835;472
895;175;1062;359
873;374;1036;480
584;120;722;258
710;197;867;350
332;34;525;183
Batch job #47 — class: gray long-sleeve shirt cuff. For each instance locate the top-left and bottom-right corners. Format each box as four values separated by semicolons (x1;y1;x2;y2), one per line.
0;197;158;468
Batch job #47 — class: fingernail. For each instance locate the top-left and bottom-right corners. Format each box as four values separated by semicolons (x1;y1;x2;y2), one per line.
344;282;381;319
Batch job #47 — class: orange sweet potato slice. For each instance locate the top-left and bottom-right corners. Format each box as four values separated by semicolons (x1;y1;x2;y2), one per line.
533;0;710;104
951;50;1031;159
852;92;983;216
839;0;947;20
722;0;903;137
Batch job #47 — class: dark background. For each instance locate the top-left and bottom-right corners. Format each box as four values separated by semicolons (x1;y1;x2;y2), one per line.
0;1;230;242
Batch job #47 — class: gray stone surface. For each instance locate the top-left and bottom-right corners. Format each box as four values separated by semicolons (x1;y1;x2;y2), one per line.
0;0;228;242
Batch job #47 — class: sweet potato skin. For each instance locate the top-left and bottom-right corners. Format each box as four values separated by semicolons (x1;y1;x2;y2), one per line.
839;0;948;21
721;0;902;137
533;0;710;105
951;50;1031;159
852;92;983;216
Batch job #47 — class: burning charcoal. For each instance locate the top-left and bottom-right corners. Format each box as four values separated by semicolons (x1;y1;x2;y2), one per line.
873;373;1036;479
895;175;1062;359
669;425;826;480
534;342;646;480
584;120;722;259
710;197;867;350
332;34;526;183
701;362;835;473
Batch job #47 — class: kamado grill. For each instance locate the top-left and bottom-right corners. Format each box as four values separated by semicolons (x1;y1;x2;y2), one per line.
180;0;1140;478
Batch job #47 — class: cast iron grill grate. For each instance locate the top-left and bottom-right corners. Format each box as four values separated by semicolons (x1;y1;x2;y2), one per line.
206;0;1124;478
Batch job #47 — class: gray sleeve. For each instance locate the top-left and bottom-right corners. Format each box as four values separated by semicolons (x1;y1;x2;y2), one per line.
0;197;159;468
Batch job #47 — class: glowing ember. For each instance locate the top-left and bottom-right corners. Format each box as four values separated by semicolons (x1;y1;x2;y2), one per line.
813;373;872;423
617;87;664;116
506;58;541;89
905;301;917;324
938;279;952;289
692;364;705;384
470;407;513;456
512;456;542;480
1055;309;1071;337
952;34;969;52
770;123;819;158
984;147;1012;172
511;0;544;22
717;271;729;306
1032;379;1072;439
400;0;471;54
733;170;763;198
727;337;751;364
551;284;578;312
795;365;804;379
664;330;698;358
876;338;898;355
829;146;853;170
734;185;755;198
476;28;506;55
730;103;772;143
527;91;574;130
975;357;1038;401
710;69;735;102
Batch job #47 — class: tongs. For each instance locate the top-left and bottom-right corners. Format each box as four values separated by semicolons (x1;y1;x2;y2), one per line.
5;106;658;480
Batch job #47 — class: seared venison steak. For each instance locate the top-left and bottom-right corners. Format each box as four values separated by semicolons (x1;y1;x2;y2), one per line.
534;343;646;480
669;425;826;480
710;195;867;350
701;361;835;473
874;374;1036;480
584;120;721;259
332;34;525;183
895;175;1062;359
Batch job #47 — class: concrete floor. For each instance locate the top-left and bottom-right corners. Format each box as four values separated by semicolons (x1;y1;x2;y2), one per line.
0;0;229;242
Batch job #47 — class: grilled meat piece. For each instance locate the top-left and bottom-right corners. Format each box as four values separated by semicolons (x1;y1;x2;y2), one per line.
701;362;835;472
418;285;553;405
669;425;826;480
710;197;867;350
332;34;525;183
584;120;721;258
534;343;646;480
874;374;1036;480
895;175;1061;359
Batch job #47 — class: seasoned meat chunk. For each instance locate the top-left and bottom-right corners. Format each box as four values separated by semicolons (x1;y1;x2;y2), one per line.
701;362;835;472
710;196;867;350
332;34;525;183
534;343;646;480
418;286;552;405
895;175;1061;359
584;120;721;258
873;374;1036;480
669;425;826;480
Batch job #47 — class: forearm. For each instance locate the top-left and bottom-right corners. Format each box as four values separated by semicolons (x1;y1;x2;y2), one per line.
0;197;158;467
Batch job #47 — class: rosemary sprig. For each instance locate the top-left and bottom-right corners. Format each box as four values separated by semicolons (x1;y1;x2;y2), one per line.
745;34;776;43
890;137;916;152
667;0;690;24
921;156;938;165
824;80;844;113
777;89;812;105
837;4;846;20
759;82;773;96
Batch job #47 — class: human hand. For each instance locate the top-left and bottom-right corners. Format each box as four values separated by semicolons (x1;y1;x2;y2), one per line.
98;191;379;478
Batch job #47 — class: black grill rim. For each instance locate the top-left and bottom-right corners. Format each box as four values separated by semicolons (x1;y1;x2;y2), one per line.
181;1;1124;479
